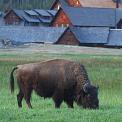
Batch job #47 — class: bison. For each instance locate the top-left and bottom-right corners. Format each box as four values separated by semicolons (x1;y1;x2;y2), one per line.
10;59;99;109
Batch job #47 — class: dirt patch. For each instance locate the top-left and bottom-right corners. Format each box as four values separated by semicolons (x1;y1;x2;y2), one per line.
0;44;122;56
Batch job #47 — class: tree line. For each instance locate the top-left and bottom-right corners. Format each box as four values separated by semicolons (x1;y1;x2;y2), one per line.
0;0;54;10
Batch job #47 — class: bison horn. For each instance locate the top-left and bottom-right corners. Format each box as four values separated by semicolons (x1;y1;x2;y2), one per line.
83;83;90;93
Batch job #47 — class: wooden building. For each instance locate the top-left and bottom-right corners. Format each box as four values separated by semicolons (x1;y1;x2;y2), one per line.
0;26;109;46
51;6;116;27
105;29;122;48
4;10;22;25
55;27;109;46
55;27;80;45
4;9;57;26
56;26;122;48
0;26;66;44
4;9;40;26
0;26;121;47
51;0;62;10
51;0;81;10
51;8;71;27
51;0;122;10
51;5;122;29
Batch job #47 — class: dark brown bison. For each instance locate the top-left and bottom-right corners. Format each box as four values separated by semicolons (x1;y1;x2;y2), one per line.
10;59;99;109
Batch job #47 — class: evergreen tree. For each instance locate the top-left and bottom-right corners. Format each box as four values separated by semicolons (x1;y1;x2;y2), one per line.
0;0;54;10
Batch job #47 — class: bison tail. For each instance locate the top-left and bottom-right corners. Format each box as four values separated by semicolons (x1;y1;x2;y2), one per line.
10;66;18;93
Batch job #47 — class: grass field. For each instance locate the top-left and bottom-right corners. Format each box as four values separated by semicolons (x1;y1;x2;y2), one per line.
0;45;122;122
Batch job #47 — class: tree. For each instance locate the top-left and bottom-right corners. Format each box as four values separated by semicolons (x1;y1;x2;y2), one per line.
0;0;54;10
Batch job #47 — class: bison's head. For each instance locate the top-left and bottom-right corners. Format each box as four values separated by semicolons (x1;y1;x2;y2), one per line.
77;83;99;109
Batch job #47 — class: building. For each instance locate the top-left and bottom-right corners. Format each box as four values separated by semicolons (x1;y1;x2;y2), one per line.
0;26;109;46
51;0;81;10
51;0;122;10
0;26;66;45
55;27;110;46
3;9;57;26
51;6;122;28
55;27;80;45
0;26;122;48
105;29;122;48
51;6;116;27
56;26;122;47
4;9;40;26
34;9;54;26
50;0;122;28
0;0;122;48
0;11;5;25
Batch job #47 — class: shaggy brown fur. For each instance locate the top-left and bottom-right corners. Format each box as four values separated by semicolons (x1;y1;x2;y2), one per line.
10;59;99;109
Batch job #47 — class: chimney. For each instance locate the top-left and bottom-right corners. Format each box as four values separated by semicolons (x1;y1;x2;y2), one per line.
116;0;120;8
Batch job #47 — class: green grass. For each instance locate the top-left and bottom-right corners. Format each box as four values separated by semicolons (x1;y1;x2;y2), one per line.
0;50;122;122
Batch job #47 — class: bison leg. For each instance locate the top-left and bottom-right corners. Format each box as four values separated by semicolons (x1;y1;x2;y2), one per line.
17;90;24;108
66;100;74;108
64;89;75;108
24;87;33;108
53;97;63;108
52;89;63;108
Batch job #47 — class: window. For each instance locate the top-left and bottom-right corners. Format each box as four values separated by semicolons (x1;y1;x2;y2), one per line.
56;24;58;27
76;1;79;5
57;4;61;10
61;24;64;28
14;21;20;25
10;15;16;20
66;24;69;27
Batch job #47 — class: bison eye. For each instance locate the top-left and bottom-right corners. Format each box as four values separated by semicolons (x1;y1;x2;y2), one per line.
87;94;90;97
86;94;91;100
87;94;91;98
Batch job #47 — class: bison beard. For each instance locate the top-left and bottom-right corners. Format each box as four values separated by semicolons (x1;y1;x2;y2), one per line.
10;59;99;109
